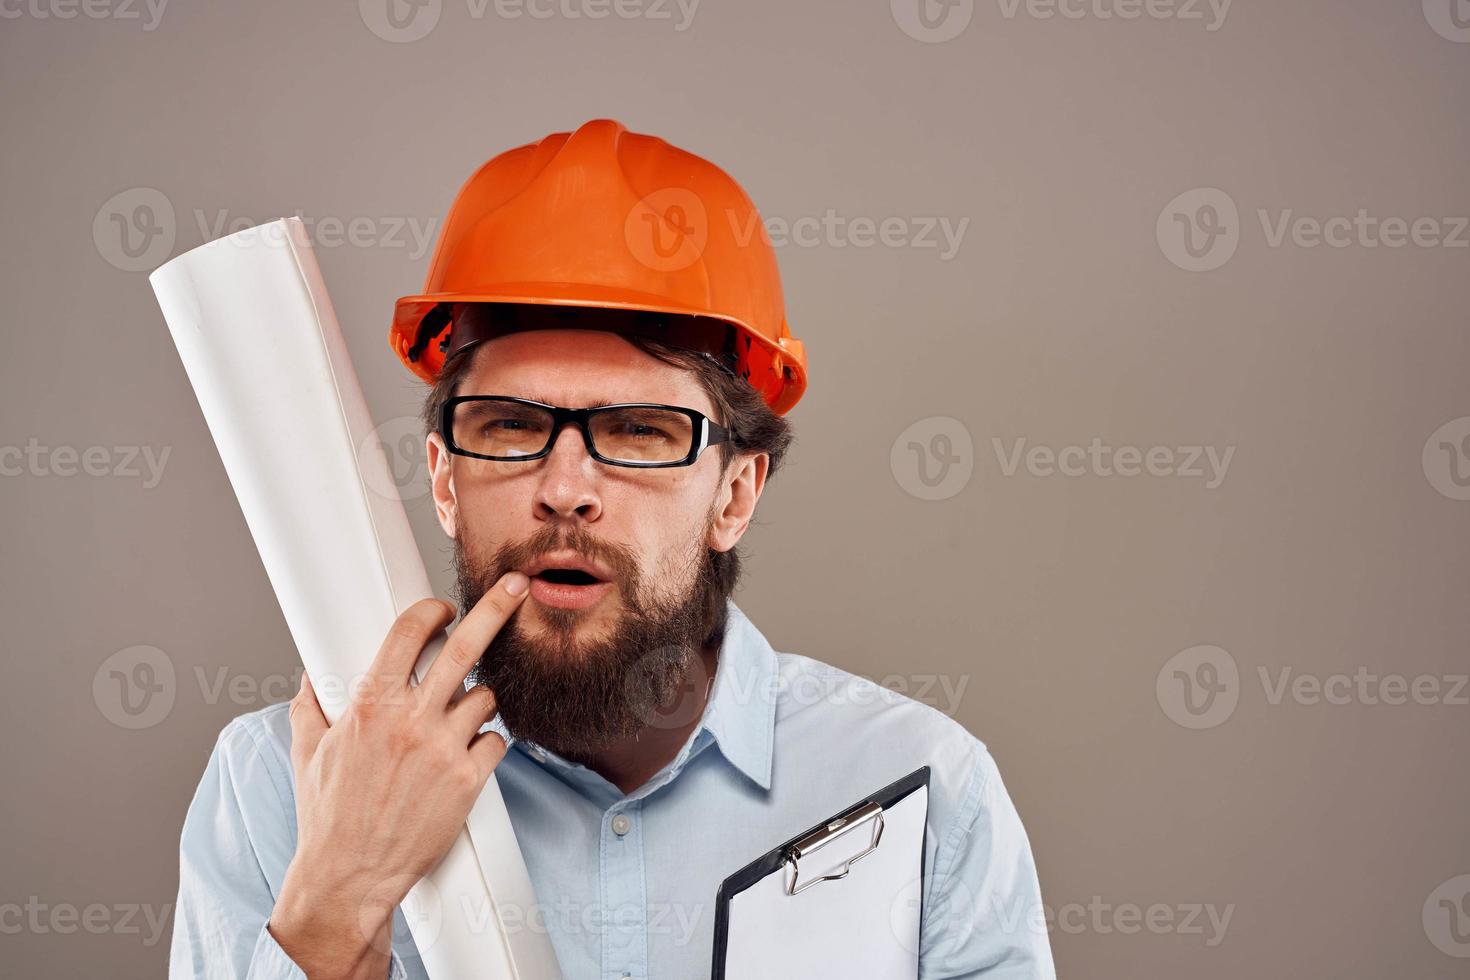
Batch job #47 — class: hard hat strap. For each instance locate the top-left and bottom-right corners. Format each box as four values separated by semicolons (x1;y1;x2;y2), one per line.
406;302;454;365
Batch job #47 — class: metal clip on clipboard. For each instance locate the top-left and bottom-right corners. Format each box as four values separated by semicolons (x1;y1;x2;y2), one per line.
783;800;886;895
712;767;928;979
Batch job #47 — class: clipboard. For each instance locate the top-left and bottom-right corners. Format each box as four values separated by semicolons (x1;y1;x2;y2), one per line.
712;767;930;979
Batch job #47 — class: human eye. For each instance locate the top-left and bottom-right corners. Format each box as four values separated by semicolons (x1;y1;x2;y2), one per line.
619;420;673;440
452;401;549;455
593;408;692;462
478;404;545;430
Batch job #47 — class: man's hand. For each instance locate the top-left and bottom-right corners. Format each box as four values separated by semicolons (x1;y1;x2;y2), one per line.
267;572;530;978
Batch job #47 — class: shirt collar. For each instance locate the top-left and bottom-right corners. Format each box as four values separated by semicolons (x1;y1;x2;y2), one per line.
698;598;778;791
497;598;778;794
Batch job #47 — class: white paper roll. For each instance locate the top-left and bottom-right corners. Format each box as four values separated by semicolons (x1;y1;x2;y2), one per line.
151;218;560;979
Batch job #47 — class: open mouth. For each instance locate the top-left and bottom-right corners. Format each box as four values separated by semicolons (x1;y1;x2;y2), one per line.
526;565;614;611
534;567;603;586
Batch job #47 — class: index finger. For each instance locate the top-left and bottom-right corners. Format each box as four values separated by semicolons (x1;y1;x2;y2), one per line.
419;572;529;706
369;597;456;690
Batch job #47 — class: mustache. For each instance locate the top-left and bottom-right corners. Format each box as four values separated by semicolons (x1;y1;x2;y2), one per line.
485;524;641;597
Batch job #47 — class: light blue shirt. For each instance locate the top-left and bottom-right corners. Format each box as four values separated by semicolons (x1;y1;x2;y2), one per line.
170;600;1055;979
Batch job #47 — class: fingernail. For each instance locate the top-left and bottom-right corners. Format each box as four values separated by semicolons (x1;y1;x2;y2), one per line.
504;572;530;596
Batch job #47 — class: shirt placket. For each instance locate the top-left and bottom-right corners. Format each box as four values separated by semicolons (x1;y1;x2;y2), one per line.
600;798;647;980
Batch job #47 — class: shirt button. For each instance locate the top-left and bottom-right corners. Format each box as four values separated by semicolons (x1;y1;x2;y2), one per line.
610;813;632;837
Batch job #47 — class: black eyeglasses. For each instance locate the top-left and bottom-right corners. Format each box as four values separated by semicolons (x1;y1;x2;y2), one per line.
442;396;731;469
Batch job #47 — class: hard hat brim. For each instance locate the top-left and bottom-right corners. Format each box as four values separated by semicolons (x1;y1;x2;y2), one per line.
391;282;806;414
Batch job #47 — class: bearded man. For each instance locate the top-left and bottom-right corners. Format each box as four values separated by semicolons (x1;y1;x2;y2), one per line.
169;120;1054;980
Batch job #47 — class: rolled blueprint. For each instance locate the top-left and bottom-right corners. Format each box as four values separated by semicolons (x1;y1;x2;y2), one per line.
151;217;560;979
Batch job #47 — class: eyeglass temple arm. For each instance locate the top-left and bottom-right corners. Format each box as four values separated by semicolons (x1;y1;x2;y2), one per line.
702;417;733;451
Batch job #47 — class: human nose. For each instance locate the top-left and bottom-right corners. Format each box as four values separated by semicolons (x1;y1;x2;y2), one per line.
530;423;603;524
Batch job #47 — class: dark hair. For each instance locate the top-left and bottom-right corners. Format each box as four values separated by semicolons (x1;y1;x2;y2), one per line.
421;327;795;599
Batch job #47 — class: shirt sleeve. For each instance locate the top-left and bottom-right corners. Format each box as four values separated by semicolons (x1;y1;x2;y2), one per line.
919;747;1057;979
168;715;409;980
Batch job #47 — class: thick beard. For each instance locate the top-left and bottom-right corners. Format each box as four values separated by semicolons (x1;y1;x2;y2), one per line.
452;520;728;762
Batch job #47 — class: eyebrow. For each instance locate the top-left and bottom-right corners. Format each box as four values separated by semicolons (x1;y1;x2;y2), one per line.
516;395;616;410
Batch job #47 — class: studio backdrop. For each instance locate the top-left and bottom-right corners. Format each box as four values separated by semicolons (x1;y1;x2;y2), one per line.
2;1;1468;977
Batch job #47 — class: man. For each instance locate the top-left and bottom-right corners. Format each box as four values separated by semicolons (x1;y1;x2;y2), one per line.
170;119;1054;979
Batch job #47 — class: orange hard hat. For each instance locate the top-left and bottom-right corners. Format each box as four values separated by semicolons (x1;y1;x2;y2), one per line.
390;119;808;414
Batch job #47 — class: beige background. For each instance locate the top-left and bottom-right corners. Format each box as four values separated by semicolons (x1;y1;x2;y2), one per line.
3;0;1469;976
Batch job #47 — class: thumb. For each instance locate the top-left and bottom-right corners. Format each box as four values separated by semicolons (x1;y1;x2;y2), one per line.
287;672;329;771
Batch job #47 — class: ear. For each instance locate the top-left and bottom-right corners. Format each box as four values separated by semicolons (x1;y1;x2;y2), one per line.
708;452;769;553
427;431;458;538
